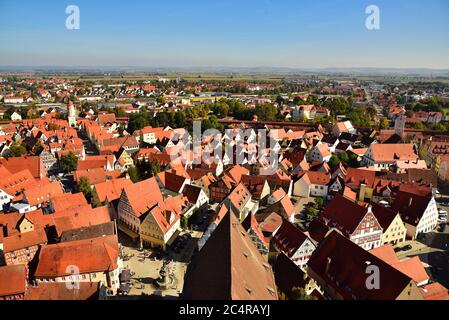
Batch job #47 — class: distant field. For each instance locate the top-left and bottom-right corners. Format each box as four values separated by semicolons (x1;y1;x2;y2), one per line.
1;72;448;84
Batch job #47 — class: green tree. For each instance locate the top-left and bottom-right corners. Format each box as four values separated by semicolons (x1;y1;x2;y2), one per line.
304;206;319;218
151;159;161;176
115;108;127;117
181;216;189;230
34;141;44;155
91;189;102;208
380;117;389;129
9;143;27;157
156;95;166;104
367;106;378;120
128;114;149;133
328;155;340;168
314;197;324;207
60;151;78;173
128;166;140;183
338;151;349;165
77;177;92;198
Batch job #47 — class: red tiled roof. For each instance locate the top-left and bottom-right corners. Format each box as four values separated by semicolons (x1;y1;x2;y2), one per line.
94;177;133;202
3;227;48;253
51;192;88;212
74;168;109;185
369;144;417;163
23;181;64;206
0;156;45;179
0;264;27;297
227;182;251;212
345;167;376;188
35;235;119;277
121;178;164;218
319;194;373;236
53;205;111;236
0;169;37;196
370;245;429;285
419;283;449;300
25;282;100;300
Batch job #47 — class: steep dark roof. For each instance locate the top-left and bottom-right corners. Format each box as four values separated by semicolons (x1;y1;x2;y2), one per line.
182;212;278;300
181;184;202;204
392;191;432;227
307;231;417;300
319;194;369;236
370;203;399;230
272;219;308;257
273;252;308;299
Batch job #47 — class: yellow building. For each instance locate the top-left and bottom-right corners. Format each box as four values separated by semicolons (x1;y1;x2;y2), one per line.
18;215;35;233
372;203;406;245
115;148;134;171
139;206;180;250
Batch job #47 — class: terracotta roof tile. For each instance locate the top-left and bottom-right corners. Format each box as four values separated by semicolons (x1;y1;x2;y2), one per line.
0;264;27;297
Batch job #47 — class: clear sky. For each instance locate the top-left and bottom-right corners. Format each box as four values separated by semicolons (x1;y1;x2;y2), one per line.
0;0;448;69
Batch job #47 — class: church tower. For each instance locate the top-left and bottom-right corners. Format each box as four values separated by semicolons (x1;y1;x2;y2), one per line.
68;100;77;127
394;114;406;138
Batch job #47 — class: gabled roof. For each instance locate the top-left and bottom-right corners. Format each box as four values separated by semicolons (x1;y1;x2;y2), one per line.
345;167;376;188
23;181;64;206
227;182;251;213
391;190;432;227
3;227;48;253
182;212;278;300
182;184;203;204
53;205;111;237
0;156;44;179
51;192;88;212
319;194;373;236
419;283;449;300
74;167;111;185
97;113;116;126
272;219;309;257
121;177;164;218
240;175;268;198
370;203;400;231
35;235;119;277
258;212;283;236
157;171;187;193
369;144;417;163
224;165;250;185
0;169;37;196
298;171;331;186
307;231;419;300
94;177;133;202
242;212;269;246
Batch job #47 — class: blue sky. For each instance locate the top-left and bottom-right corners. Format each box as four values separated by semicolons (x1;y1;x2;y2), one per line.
0;0;448;68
